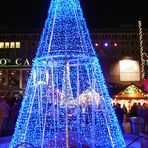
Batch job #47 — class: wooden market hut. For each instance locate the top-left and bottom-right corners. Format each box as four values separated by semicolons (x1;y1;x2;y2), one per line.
112;83;148;112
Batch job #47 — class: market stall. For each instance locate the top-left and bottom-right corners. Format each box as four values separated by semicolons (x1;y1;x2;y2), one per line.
112;83;148;112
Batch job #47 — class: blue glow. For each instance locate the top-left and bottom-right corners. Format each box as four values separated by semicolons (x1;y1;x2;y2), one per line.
9;0;126;147
104;42;109;47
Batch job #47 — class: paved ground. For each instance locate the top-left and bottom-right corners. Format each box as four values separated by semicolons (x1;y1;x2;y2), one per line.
124;133;140;148
0;136;11;148
0;122;147;148
0;134;142;148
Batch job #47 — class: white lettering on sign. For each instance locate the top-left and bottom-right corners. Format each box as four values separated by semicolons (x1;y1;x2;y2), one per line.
24;59;30;65
0;58;33;66
15;58;22;65
0;58;7;65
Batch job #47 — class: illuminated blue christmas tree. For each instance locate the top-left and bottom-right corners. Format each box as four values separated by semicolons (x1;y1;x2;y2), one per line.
10;0;126;147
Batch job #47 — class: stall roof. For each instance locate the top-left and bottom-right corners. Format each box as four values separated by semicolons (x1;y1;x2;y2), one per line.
113;84;148;100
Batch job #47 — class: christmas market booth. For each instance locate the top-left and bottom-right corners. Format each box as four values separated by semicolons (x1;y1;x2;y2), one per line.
112;83;148;112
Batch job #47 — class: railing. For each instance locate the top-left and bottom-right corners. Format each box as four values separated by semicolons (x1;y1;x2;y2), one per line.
126;135;148;148
14;142;37;148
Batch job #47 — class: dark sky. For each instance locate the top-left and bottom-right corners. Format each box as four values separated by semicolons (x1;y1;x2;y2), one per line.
1;0;147;29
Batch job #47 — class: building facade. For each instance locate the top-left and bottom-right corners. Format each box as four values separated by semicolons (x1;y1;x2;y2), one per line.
0;28;40;95
0;25;148;96
91;26;148;94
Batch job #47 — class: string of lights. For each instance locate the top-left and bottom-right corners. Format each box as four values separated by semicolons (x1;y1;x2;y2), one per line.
9;0;125;147
138;20;145;79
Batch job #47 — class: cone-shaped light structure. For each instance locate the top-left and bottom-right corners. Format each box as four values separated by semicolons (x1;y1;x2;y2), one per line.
10;0;126;147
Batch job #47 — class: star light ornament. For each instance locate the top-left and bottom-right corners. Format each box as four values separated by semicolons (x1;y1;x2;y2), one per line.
10;0;126;147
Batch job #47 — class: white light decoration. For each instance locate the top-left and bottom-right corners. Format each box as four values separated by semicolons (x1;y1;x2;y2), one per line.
9;0;125;147
138;20;145;79
95;43;99;47
114;43;117;46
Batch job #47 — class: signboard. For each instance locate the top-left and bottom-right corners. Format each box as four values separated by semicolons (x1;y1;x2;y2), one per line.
119;60;140;81
0;58;33;67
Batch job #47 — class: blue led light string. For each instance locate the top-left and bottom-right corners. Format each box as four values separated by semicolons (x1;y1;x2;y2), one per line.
10;68;37;146
10;0;126;147
38;68;43;142
47;5;57;53
93;59;114;146
44;67;50;145
52;64;57;147
35;67;43;143
74;0;96;55
55;67;60;136
72;2;85;55
23;84;36;143
55;67;60;147
40;67;47;147
35;0;96;59
29;68;42;145
41;0;59;58
93;57;125;146
91;64;96;148
76;61;81;146
40;66;45;143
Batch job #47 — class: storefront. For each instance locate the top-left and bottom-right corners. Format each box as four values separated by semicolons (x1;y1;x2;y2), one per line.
0;58;32;96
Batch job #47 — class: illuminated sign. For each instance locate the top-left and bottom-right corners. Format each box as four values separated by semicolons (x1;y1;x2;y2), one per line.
0;58;33;66
119;60;140;81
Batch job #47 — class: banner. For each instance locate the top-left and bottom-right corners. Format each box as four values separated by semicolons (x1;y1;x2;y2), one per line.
143;79;148;91
120;60;140;81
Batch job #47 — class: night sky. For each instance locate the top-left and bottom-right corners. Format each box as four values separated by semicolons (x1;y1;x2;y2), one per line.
2;0;148;29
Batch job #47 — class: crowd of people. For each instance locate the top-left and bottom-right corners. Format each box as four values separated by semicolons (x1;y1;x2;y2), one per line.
113;102;148;134
0;93;22;137
0;91;148;137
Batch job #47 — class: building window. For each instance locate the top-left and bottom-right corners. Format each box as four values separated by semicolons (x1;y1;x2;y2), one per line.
0;42;4;48
0;42;21;49
16;42;20;48
5;42;9;48
10;42;15;48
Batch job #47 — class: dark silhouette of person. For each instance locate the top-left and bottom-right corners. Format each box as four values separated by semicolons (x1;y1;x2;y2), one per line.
0;99;10;136
143;103;148;132
122;104;128;122
115;103;124;133
130;103;138;117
